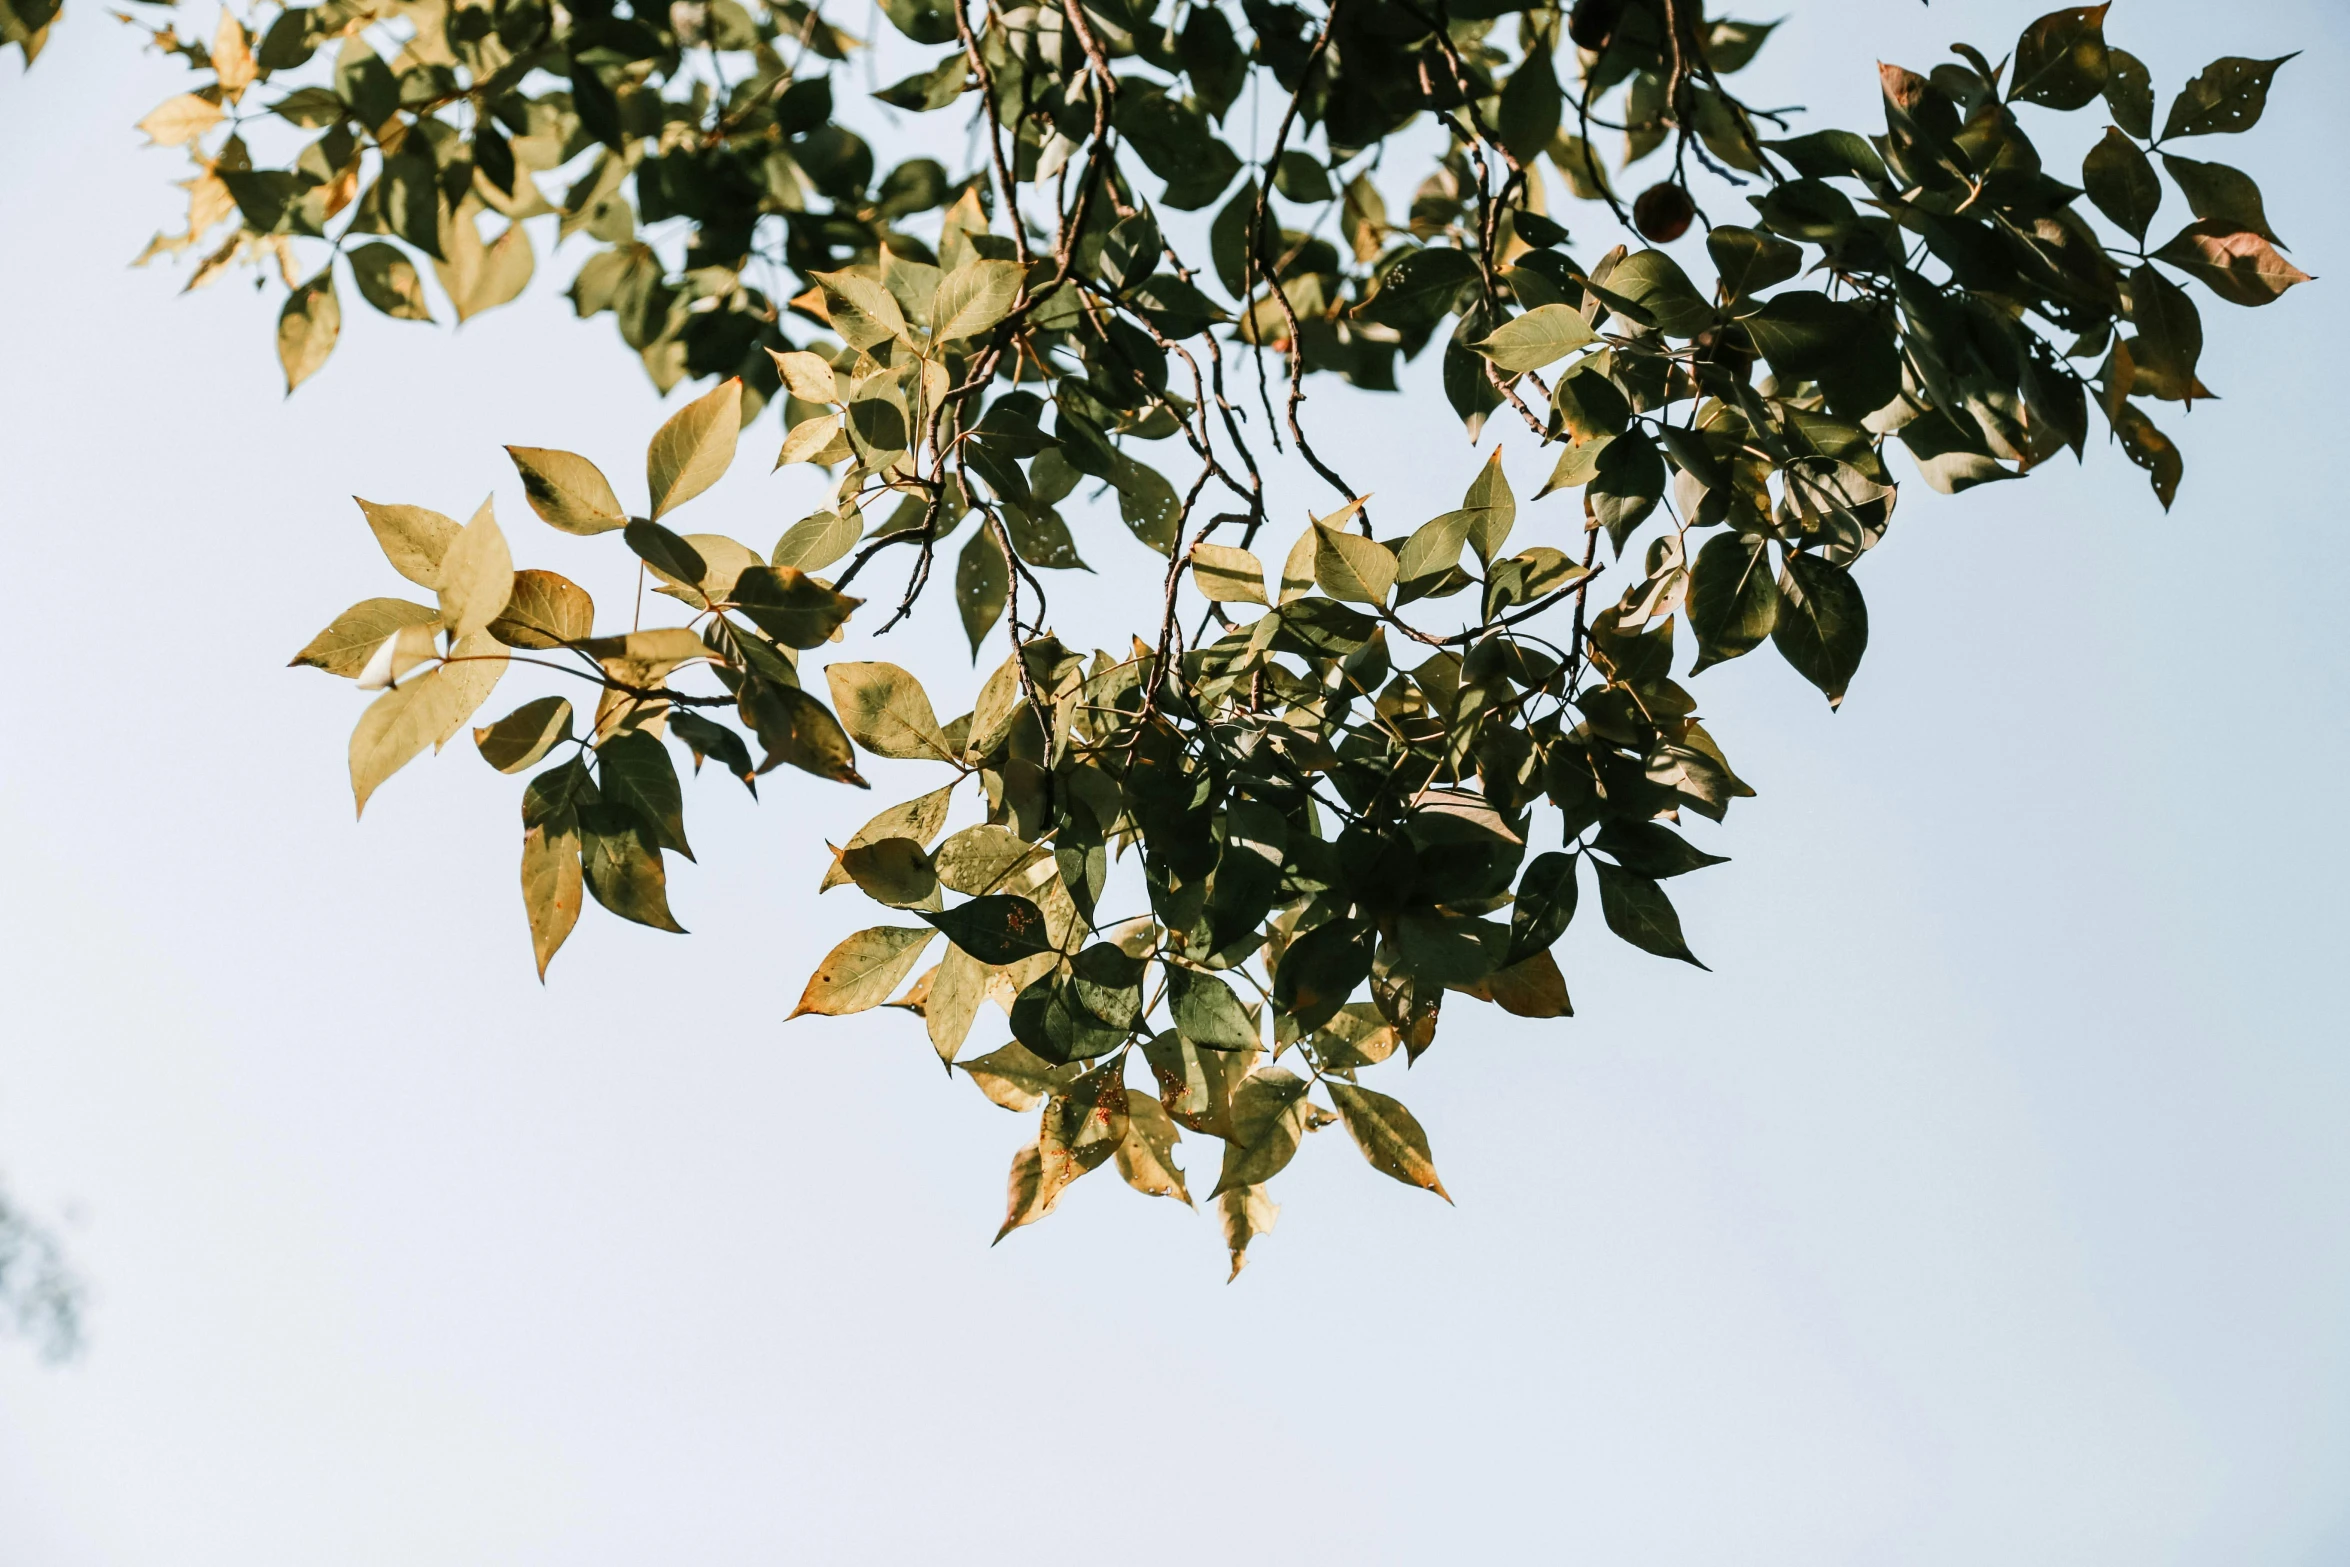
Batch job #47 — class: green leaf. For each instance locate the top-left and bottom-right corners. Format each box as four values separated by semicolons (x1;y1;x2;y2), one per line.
1602;251;1715;338
623;519;707;589
812;269;912;352
1773;550;1867;709
1272;149;1332;203
1112;455;1182;555
773;509;862;572
839;837;940;907
825;661;957;762
1687;532;1779;672
1313;521;1396;605
2083;127;2160;241
1328;1081;1449;1201
474;695;574;774
290;598;439;678
1010;946;1143;1065
1505;850;1578;966
487;569;595;650
1476;303;1595;374
1496;44;1561;166
2006;5;2110;110
277;268;340;393
2161;154;2285;247
354;499;459;589
348;630;507;816
1142;1028;1258;1140
1395;511;1472;600
2112;401;2182;510
1211;1068;1313;1195
1460;446;1515;563
2104;47;2154;139
1707;225;1803;302
741;680;868;786
1168;965;1259;1050
435;496;513;641
1594;821;1727;880
921;894;1057;965
1271;917;1374;1033
1589;428;1664;551
789;925;934;1017
647;377;743;519
347;242;432;322
821;783;960;892
732;565;862;648
596;729;690;858
933;825;1048;895
2160;54;2295;139
1354;246;1479;327
932;257;1023;342
2150;221;2312;308
1190;542;1268;605
1393;911;1507;988
506;447;627;535
669;711;759;790
1592;858;1705;968
576;801;684;931
956;529;1009;656
1739;292;1900;419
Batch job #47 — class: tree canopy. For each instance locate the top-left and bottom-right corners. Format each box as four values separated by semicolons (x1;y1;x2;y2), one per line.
14;0;2313;1277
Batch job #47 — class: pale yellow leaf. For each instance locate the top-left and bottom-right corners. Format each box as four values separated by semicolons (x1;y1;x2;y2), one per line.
354;499;459;589
434;495;514;640
647;377;743;518
348;630;507;815
138;93;222;146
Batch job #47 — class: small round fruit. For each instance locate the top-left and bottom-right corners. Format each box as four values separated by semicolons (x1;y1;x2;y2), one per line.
1567;0;1624;50
1634;182;1695;243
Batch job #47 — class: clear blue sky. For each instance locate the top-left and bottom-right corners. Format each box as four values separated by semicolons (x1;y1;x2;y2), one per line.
2;1;2346;1560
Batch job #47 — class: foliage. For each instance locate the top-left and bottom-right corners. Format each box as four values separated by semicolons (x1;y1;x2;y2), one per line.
40;0;2314;1273
0;1183;82;1362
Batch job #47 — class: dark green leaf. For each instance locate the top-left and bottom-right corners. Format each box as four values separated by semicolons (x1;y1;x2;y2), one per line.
2083;127;2160;241
921;894;1058;965
1592;858;1704;968
1505;850;1578;966
2160;54;2295;140
1773;550;1868;708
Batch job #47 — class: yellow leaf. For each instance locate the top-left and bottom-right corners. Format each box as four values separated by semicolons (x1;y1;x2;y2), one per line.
765;348;839;404
434;496;514;640
776;412;848;468
354;498;460;589
210;10;256;100
789;926;935;1018
348;631;507;815
276;268;340;393
137;93;223;146
1215;1184;1279;1281
505;447;627;535
288;598;439;678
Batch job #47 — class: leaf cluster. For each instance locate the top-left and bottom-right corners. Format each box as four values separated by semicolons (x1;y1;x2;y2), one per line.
246;0;2314;1273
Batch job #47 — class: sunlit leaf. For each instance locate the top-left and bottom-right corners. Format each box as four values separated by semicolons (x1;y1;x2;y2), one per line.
647;377;743;519
790;925;935;1017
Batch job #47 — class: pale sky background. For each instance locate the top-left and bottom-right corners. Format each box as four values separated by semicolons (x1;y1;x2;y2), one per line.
2;1;2346;1561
